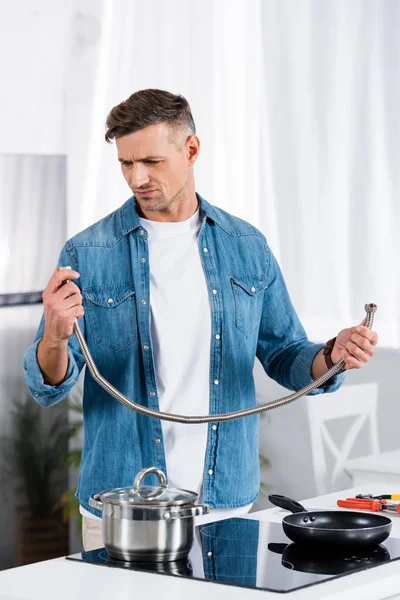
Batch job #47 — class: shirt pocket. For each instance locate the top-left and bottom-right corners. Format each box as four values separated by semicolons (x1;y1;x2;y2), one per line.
83;283;137;351
229;275;268;338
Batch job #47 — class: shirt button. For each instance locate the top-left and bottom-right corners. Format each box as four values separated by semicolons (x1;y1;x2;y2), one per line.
149;392;156;397
141;299;147;305
214;380;219;385
207;551;213;557
139;230;145;236
215;334;221;340
141;257;146;263
107;298;113;304
155;438;161;444
212;425;217;431
203;248;208;253
34;392;39;397
251;287;256;292
212;289;217;295
208;469;213;475
143;345;149;351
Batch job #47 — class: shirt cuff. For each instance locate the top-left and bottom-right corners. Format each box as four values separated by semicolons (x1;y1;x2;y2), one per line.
291;343;345;395
23;339;80;407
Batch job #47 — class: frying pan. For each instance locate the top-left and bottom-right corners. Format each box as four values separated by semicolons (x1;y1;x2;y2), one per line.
268;542;390;575
269;494;392;548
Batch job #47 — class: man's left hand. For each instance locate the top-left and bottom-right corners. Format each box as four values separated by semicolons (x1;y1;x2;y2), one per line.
331;319;378;370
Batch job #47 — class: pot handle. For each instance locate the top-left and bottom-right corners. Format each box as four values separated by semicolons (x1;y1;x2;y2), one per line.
133;467;167;492
164;504;210;520
89;493;103;512
268;494;306;514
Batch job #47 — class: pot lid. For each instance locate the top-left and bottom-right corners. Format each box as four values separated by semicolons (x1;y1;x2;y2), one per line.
99;467;198;507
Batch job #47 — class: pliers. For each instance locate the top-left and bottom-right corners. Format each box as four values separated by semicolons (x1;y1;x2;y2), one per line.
337;497;400;514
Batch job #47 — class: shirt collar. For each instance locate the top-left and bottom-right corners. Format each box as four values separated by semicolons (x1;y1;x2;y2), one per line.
119;192;221;236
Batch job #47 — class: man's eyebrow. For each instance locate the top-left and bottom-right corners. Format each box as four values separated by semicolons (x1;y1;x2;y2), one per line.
118;156;163;163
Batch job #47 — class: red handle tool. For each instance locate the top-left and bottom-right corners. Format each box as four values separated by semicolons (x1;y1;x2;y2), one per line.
337;497;400;514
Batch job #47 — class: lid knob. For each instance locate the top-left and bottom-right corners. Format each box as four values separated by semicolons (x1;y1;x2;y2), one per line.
132;467;167;500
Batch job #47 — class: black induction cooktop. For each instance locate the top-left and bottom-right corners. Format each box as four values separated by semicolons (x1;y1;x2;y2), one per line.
65;517;400;594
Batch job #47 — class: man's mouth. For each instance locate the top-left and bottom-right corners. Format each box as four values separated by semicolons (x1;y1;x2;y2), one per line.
135;190;157;198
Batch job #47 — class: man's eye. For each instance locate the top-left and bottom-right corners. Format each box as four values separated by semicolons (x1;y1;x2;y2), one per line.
121;160;160;166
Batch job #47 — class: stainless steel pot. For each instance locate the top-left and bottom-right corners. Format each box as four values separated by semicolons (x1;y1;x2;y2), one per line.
89;466;209;562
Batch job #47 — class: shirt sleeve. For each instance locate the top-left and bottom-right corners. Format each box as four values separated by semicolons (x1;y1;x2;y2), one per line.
22;244;86;407
256;243;345;395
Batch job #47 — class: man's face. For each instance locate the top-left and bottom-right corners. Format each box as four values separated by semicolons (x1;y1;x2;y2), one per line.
115;122;197;214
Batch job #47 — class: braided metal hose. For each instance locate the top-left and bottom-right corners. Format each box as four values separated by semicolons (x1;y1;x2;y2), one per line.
72;303;377;424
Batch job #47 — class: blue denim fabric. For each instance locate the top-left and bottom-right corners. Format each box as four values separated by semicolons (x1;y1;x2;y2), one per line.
23;194;344;516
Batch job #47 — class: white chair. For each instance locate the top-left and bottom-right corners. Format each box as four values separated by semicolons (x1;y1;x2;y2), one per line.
306;382;379;495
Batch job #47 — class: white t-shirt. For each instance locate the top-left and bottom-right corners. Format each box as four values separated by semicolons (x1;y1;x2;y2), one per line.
141;209;211;494
80;208;252;521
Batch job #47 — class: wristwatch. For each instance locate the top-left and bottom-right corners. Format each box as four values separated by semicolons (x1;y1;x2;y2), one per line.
323;337;346;372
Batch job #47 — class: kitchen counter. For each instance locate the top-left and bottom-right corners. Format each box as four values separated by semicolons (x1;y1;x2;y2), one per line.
2;483;400;600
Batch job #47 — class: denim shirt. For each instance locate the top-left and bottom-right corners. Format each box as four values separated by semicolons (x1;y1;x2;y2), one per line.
23;193;344;516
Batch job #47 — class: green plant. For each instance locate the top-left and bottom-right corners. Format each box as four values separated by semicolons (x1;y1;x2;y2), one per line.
1;396;69;518
55;398;83;527
259;453;271;495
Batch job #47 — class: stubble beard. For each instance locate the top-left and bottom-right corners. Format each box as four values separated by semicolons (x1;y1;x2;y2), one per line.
137;179;188;213
137;191;171;213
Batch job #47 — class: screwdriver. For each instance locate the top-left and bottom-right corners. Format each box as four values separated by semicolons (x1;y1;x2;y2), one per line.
355;494;400;501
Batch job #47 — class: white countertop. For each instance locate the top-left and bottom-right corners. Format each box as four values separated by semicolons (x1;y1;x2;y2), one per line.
2;483;400;600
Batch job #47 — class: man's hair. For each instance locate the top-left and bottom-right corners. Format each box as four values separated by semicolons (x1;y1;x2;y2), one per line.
105;89;196;149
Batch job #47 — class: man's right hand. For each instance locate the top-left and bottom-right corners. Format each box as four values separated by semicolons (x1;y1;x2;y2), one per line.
37;267;84;386
41;267;84;345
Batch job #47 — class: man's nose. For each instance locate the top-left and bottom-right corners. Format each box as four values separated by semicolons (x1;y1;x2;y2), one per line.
129;163;150;188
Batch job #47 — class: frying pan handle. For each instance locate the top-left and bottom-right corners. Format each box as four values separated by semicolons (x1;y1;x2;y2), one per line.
268;543;288;555
268;494;307;513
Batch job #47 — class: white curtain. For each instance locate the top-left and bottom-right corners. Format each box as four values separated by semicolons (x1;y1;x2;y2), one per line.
65;0;399;348
260;0;399;347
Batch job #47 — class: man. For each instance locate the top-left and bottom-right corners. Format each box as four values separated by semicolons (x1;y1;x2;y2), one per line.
23;89;378;551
